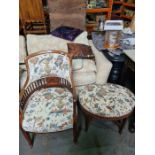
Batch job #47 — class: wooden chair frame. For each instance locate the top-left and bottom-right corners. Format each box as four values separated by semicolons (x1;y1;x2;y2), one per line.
79;103;133;132
76;96;134;141
19;50;78;147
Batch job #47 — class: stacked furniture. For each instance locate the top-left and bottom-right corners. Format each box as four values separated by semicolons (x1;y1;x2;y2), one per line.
19;0;49;35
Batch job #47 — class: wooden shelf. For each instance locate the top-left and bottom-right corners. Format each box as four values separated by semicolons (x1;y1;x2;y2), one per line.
86;23;97;27
85;0;113;33
113;9;122;14
111;14;122;20
121;15;133;20
86;8;111;13
113;1;123;5
112;0;135;22
123;3;135;7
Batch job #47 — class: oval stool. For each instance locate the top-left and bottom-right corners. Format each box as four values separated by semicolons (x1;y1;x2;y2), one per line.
76;83;135;136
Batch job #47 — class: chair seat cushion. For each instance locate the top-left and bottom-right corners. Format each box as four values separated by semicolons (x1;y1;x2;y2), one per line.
22;87;73;133
77;84;135;118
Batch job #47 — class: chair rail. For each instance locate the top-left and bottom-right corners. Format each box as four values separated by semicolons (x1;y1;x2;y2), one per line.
19;76;72;111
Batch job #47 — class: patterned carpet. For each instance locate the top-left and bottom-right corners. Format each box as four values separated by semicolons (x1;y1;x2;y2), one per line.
20;116;134;155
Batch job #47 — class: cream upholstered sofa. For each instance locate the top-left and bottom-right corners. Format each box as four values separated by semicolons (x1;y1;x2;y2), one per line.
19;32;112;90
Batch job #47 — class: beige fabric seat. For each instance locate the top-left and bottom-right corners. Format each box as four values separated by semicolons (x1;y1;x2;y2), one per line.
77;83;135;118
22;87;73;133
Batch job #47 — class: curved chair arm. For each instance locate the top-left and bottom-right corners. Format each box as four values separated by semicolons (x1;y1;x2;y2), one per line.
19;76;72;112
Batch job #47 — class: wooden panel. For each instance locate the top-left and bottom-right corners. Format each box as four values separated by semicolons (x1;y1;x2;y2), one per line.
19;0;48;34
123;2;135;7
20;0;44;20
113;1;123;4
86;8;111;13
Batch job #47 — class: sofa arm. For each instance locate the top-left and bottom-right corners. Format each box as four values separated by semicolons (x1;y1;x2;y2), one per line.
19;65;27;91
88;40;112;84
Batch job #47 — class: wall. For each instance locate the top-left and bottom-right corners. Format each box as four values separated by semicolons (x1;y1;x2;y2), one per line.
48;0;86;30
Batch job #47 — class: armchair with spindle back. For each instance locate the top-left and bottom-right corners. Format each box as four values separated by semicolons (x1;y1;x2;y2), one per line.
19;50;78;147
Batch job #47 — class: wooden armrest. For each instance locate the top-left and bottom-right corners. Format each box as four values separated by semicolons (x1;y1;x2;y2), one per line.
19;77;72;111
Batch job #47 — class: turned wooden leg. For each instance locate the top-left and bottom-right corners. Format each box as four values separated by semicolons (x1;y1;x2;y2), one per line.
20;127;35;147
118;118;127;134
85;115;91;132
73;116;78;143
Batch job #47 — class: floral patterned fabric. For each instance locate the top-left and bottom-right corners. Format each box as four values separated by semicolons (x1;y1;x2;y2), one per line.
27;52;71;86
22;87;73;133
77;84;135;118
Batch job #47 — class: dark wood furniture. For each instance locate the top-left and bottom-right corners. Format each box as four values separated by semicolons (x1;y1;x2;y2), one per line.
120;51;135;132
101;50;125;84
120;53;135;92
19;0;49;35
81;102;132;134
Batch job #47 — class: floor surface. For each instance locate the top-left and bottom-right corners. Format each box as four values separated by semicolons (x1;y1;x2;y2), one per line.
20;118;135;155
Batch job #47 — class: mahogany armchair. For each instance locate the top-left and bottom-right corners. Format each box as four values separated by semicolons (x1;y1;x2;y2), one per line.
19;50;78;147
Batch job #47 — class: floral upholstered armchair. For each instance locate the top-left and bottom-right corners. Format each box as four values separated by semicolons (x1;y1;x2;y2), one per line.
19;50;77;147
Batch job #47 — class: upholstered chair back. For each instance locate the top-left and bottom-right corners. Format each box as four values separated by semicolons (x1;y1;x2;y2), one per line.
24;51;72;87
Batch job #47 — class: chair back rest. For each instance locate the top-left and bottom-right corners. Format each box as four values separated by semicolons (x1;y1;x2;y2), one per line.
24;50;72;88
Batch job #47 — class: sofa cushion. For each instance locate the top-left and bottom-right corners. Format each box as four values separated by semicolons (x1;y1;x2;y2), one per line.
22;87;73;133
67;43;94;59
51;26;83;41
74;31;89;45
19;35;27;63
74;59;96;73
27;32;89;54
27;34;70;54
73;72;96;86
19;69;27;90
89;40;112;84
72;59;83;71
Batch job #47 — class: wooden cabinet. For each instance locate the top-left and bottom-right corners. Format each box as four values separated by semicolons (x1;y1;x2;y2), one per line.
85;0;113;34
19;0;49;35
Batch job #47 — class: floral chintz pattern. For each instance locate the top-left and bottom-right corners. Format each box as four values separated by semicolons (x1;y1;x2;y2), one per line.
22;52;74;133
22;87;73;133
27;52;71;86
77;84;135;118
